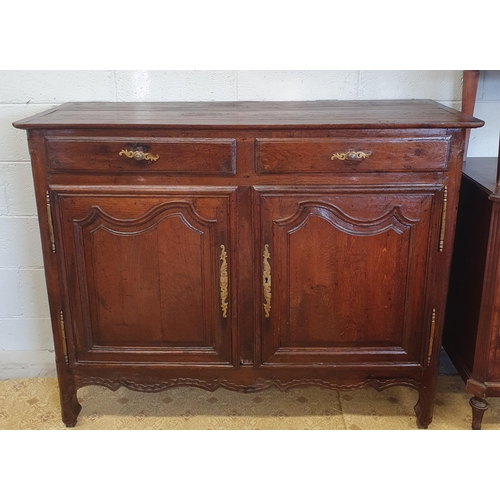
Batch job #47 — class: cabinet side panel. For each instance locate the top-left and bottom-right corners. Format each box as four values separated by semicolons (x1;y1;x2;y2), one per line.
481;205;500;381
443;177;492;378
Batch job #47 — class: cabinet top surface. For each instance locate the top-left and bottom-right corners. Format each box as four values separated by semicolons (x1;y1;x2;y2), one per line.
463;157;500;200
13;100;484;130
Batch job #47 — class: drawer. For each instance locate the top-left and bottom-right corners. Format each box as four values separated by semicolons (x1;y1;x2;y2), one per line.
255;136;451;173
45;136;236;175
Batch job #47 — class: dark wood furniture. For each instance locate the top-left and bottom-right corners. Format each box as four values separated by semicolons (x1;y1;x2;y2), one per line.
444;158;500;429
13;101;483;427
443;70;500;429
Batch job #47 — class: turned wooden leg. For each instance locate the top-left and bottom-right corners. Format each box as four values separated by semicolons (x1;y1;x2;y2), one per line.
56;368;81;427
469;396;489;430
414;386;433;429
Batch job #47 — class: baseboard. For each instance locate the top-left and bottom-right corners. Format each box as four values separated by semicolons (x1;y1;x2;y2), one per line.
0;350;56;379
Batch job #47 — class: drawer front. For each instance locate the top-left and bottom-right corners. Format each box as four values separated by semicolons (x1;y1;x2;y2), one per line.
46;137;236;174
255;136;451;173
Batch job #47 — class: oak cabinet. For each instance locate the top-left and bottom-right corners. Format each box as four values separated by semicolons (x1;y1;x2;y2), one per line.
13;101;482;427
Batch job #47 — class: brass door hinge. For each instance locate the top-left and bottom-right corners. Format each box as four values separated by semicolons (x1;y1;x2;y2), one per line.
46;191;56;253
60;311;68;358
427;308;437;365
438;187;448;252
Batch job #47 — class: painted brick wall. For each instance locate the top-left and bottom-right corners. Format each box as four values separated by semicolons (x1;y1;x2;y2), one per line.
468;70;500;157
0;70;498;361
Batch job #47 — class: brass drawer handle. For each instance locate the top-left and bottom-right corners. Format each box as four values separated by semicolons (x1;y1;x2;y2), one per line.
220;245;229;318
331;149;372;162
119;149;159;162
263;244;271;318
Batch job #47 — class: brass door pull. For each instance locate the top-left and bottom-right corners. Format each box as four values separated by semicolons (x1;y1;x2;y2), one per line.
331;149;372;162
119;149;159;162
263;244;271;318
220;245;229;318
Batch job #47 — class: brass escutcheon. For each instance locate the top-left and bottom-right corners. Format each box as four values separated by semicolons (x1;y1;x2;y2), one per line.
119;149;159;162
331;149;372;162
263;244;271;318
220;245;229;318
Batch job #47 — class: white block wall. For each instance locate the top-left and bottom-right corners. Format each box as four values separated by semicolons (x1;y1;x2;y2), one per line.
468;71;500;157
0;70;499;361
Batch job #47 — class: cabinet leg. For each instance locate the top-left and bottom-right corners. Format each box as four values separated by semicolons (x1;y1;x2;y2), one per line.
57;370;81;427
469;397;488;430
414;386;433;429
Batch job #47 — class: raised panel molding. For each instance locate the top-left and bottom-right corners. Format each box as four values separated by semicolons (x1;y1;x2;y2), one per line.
75;201;216;236
275;201;418;236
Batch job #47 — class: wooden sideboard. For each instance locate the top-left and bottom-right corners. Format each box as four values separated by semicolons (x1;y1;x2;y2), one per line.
13;101;483;427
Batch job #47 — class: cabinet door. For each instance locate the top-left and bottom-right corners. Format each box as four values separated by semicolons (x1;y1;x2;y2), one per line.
52;186;236;365
254;186;442;367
